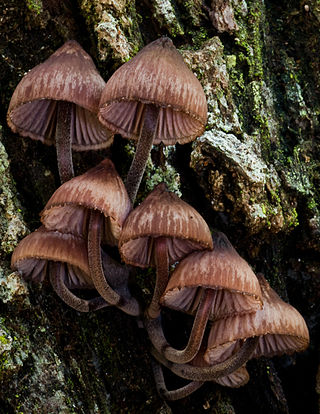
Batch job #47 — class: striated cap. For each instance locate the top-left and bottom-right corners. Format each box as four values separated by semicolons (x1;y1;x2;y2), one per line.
99;37;207;145
11;226;92;288
204;274;310;365
119;182;213;267
41;158;132;245
161;232;263;319
7;40;113;151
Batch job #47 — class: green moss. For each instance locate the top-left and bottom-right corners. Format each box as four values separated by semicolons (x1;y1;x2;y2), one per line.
25;0;42;15
187;26;210;48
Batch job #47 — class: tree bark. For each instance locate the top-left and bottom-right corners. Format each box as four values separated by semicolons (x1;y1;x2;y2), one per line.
0;0;319;413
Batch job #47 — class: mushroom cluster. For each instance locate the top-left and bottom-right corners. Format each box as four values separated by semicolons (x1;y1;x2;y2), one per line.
8;38;309;402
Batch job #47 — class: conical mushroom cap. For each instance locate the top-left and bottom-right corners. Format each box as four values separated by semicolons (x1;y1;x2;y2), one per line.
204;274;310;365
7;40;113;150
11;226;92;288
119;183;213;267
161;232;263;319
41;159;132;245
99;37;207;145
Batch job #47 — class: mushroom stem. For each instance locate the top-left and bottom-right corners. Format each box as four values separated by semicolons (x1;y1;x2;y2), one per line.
151;359;204;401
146;237;169;319
125;104;160;204
88;210;141;316
151;336;259;382
56;101;74;183
145;288;215;364
49;261;109;312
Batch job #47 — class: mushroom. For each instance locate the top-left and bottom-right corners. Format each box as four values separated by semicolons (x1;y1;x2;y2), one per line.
119;182;213;319
98;37;207;203
204;273;310;365
40;158;140;316
7;40;113;183
146;232;262;364
11;226;108;312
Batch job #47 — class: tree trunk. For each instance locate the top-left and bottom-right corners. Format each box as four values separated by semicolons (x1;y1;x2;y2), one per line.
0;0;319;413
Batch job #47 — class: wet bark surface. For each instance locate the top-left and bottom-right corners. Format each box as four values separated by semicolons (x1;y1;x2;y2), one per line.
0;0;319;413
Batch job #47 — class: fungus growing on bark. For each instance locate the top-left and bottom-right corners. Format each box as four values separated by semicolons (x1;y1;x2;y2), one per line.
146;232;262;364
119;182;213;319
40;159;139;316
98;37;207;203
11;226;108;312
7;40;113;183
204;273;310;365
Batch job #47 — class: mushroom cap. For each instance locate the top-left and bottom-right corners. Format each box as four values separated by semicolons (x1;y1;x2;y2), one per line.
98;37;207;145
204;274;310;365
41;158;132;245
11;226;93;289
7;40;113;150
160;232;263;319
119;183;213;267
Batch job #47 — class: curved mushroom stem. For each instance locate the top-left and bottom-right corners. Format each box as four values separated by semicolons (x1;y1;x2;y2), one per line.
151;358;204;401
145;288;215;364
125;104;160;204
88;210;141;316
56;101;74;183
151;336;259;382
49;261;109;312
146;237;169;319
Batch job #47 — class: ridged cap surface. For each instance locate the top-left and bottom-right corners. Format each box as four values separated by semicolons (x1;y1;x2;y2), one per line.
99;37;207;145
7;40;113;150
204;274;310;364
41;159;132;244
161;232;263;319
119;183;213;267
11;227;92;288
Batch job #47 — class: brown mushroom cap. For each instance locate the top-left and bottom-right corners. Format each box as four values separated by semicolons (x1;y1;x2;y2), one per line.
98;37;207;145
41;158;132;245
11;226;92;288
160;232;263;320
7;40;113;151
119;182;213;267
204;274;310;365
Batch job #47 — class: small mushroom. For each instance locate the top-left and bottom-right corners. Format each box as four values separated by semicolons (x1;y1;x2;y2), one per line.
40;159;140;316
7;40;113;183
99;37;207;203
204;273;310;365
119;182;213;319
11;226;108;312
146;232;262;364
